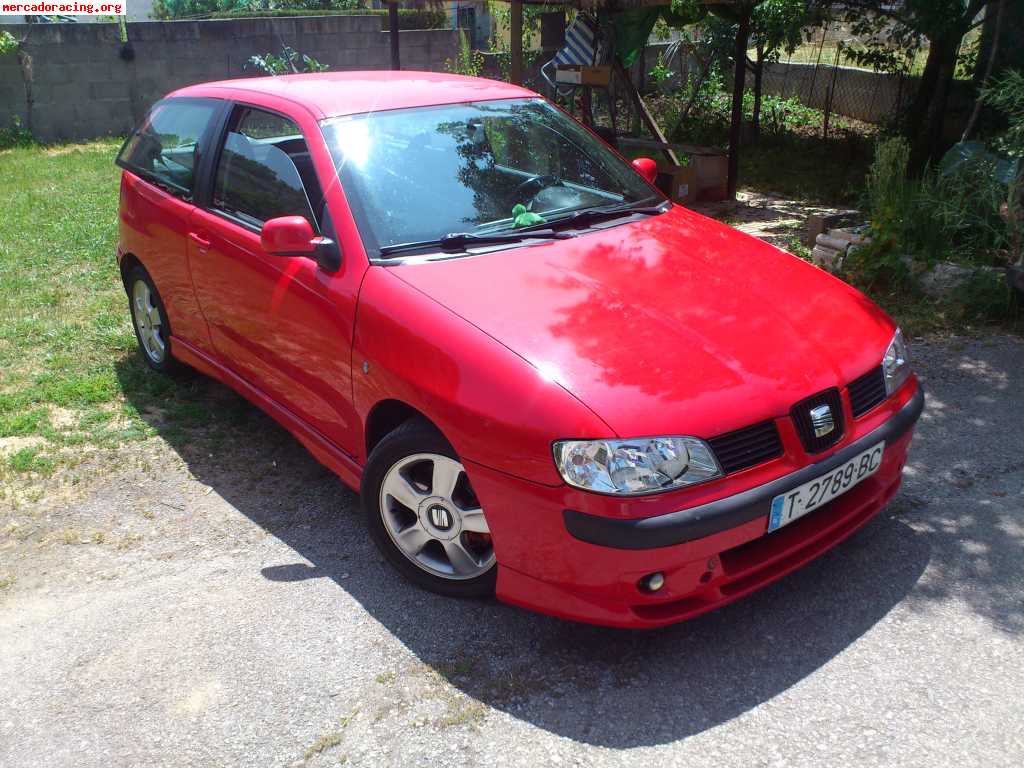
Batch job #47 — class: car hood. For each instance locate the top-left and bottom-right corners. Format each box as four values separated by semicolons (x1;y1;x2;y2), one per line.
389;206;896;438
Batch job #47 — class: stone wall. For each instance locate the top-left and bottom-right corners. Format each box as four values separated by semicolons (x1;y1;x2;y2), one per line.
0;16;459;143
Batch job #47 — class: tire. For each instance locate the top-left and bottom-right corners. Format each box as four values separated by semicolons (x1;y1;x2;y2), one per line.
361;418;497;598
126;265;186;376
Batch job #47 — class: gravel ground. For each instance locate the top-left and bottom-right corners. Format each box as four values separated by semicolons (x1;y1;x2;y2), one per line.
1;336;1022;768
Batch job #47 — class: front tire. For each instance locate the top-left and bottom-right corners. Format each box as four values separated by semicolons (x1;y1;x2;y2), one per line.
361;418;497;597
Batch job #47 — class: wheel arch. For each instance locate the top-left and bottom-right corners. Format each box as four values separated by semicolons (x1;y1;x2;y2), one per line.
364;399;441;461
118;251;144;293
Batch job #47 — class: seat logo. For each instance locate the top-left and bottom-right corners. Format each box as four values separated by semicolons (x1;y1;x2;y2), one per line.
428;505;453;531
809;404;835;438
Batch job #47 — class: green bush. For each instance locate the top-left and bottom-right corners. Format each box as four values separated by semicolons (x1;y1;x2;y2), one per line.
445;29;484;78
980;69;1024;158
849;136;1015;296
246;45;328;76
151;1;448;30
0;117;35;151
0;30;18;57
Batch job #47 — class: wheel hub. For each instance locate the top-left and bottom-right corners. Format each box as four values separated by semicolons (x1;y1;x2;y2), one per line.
419;496;461;540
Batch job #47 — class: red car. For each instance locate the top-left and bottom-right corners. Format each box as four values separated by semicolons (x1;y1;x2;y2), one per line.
115;72;923;628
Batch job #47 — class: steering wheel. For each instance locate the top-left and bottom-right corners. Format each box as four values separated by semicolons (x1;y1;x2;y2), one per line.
514;174;564;204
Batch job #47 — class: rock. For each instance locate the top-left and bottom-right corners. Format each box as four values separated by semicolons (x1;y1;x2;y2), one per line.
1008;264;1024;297
815;233;853;252
805;210;860;245
811;244;844;271
827;227;867;245
918;261;1004;298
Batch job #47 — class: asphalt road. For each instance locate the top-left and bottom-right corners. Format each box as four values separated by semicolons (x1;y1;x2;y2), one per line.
1;335;1022;767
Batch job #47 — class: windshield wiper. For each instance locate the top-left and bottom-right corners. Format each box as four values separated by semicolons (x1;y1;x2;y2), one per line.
378;229;572;257
518;201;668;233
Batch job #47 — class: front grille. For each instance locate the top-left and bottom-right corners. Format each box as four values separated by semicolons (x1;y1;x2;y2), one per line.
790;388;844;453
707;420;784;474
848;365;887;417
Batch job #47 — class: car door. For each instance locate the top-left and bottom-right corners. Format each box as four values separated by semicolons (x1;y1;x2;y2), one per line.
116;97;224;355
186;104;361;455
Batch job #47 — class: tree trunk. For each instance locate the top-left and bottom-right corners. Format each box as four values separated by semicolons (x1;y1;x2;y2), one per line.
963;0;1004;141
907;34;960;176
388;2;400;71
752;46;764;141
976;0;1024;82
17;48;33;138
727;12;752;199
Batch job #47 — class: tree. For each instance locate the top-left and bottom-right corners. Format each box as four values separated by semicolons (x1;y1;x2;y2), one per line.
684;0;810;196
746;0;811;139
834;0;996;175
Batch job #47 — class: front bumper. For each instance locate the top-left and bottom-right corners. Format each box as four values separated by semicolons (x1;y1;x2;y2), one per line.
466;381;924;628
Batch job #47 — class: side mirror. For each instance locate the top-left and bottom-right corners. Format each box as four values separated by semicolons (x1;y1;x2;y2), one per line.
261;215;319;257
631;157;658;185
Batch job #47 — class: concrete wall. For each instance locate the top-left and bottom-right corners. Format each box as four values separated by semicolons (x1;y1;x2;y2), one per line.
0;16;458;143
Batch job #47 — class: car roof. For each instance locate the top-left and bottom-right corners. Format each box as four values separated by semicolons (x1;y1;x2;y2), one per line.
170;71;538;120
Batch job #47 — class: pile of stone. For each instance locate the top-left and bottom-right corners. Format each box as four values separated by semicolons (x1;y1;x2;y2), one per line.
810;227;868;272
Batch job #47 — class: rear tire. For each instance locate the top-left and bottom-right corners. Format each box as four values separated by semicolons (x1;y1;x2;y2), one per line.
126;265;186;376
361;418;497;598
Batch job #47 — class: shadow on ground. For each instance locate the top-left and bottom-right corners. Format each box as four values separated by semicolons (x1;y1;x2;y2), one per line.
114;336;1023;748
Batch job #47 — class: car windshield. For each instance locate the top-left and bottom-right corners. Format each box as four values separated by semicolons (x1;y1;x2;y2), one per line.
320;98;661;256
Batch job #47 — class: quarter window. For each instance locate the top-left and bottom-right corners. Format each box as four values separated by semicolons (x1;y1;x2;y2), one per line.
211;107;322;231
117;98;219;198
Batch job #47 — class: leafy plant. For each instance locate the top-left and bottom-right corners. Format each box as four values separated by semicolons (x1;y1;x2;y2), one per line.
246;46;328;76
153;0;366;19
0;117;34;151
648;53;674;87
852;135;1015;291
445;29;484;78
0;30;18;57
980;69;1024;158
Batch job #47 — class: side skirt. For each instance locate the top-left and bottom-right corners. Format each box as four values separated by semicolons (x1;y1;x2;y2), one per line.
171;336;363;492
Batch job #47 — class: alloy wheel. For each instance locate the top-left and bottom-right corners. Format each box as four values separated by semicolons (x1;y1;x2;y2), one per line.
379;453;494;580
132;279;166;364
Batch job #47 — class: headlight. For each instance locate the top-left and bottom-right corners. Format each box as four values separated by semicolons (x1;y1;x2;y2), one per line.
883;328;911;396
553;437;722;495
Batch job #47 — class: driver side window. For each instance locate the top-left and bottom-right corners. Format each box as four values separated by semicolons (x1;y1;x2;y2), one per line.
211;107;322;231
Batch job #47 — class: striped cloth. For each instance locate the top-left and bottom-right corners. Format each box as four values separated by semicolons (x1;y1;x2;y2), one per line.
552;14;598;67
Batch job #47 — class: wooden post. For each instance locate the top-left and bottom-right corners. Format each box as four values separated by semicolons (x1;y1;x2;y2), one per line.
613;59;679;166
388;1;400;71
510;0;523;85
726;11;751;200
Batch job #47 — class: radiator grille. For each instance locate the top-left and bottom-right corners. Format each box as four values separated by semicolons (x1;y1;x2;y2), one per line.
707;420;784;474
848;366;887;417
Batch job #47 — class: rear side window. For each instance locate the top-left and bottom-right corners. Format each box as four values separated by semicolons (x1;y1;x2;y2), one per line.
117;98;219;199
211;107;323;231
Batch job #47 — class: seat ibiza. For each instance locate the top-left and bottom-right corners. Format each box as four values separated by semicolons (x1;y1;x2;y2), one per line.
116;72;923;628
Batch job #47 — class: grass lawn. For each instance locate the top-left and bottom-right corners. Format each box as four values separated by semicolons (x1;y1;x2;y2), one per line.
0;140;252;492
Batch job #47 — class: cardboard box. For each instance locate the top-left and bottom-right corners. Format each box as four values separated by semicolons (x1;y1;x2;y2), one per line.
554;65;611;87
690;152;728;201
655;163;698;205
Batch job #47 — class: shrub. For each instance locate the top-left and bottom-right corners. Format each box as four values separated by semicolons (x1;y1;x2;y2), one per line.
980;69;1024;158
0;30;18;57
850;136;1015;290
246;46;328;76
0;117;35;151
445;30;484;78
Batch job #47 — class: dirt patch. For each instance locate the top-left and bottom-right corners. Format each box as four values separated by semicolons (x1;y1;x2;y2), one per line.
0;436;45;456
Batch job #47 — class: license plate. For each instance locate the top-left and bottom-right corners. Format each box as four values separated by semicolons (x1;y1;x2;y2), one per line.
768;442;885;532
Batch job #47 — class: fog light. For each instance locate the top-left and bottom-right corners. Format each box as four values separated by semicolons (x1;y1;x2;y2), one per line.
640;572;665;592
